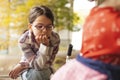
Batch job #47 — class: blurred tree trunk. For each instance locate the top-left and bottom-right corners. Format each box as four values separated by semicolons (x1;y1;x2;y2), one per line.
68;0;74;43
7;0;10;54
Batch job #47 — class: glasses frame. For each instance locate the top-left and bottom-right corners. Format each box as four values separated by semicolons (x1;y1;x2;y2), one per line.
32;24;54;31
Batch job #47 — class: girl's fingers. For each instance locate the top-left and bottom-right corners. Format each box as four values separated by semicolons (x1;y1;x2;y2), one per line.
35;35;41;44
9;70;13;77
43;35;47;41
12;70;17;79
9;70;17;79
36;34;49;45
42;35;49;43
9;64;21;79
42;35;49;46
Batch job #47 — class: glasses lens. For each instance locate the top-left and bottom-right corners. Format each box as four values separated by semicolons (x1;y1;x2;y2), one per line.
47;25;53;29
34;24;53;30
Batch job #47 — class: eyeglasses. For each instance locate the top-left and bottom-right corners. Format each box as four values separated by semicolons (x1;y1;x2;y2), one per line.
34;24;54;31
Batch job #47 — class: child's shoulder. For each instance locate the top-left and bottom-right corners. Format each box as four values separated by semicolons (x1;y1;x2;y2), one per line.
50;31;60;46
19;30;29;43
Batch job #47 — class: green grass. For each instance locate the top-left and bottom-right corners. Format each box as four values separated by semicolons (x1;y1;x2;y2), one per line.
53;56;66;71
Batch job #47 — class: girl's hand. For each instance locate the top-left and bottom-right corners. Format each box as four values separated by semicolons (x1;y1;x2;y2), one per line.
36;34;50;46
9;63;28;79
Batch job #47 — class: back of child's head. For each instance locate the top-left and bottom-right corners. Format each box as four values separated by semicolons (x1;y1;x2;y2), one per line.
88;0;104;5
98;0;120;10
28;5;54;24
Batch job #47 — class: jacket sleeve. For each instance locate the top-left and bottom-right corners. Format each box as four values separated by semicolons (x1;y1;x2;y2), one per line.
19;42;36;62
18;31;36;63
33;32;60;69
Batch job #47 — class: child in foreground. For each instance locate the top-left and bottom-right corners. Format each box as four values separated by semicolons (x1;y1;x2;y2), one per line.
51;0;120;80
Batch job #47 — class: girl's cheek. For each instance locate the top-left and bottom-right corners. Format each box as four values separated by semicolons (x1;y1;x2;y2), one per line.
47;31;52;37
32;31;37;36
33;30;41;36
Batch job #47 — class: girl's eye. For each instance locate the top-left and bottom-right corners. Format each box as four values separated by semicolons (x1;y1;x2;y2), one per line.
35;25;43;29
38;25;43;28
47;25;53;28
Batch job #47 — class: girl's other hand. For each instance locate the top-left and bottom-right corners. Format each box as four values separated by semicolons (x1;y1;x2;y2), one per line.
9;63;27;79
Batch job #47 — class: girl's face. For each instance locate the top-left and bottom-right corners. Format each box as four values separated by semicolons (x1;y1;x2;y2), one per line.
29;15;53;38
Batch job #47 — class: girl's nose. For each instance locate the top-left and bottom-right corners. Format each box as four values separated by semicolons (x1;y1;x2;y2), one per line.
42;27;47;33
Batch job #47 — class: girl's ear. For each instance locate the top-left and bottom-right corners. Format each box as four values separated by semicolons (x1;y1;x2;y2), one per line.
28;23;32;29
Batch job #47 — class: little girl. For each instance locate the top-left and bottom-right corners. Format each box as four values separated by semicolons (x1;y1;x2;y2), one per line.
51;0;120;80
9;5;60;80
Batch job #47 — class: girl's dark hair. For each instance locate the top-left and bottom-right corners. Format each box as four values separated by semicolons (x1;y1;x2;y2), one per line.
28;5;54;24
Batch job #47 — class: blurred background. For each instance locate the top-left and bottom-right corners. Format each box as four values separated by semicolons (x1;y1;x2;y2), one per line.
0;0;96;79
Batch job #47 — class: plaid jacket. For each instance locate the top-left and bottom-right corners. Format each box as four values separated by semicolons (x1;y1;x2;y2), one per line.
18;30;60;70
